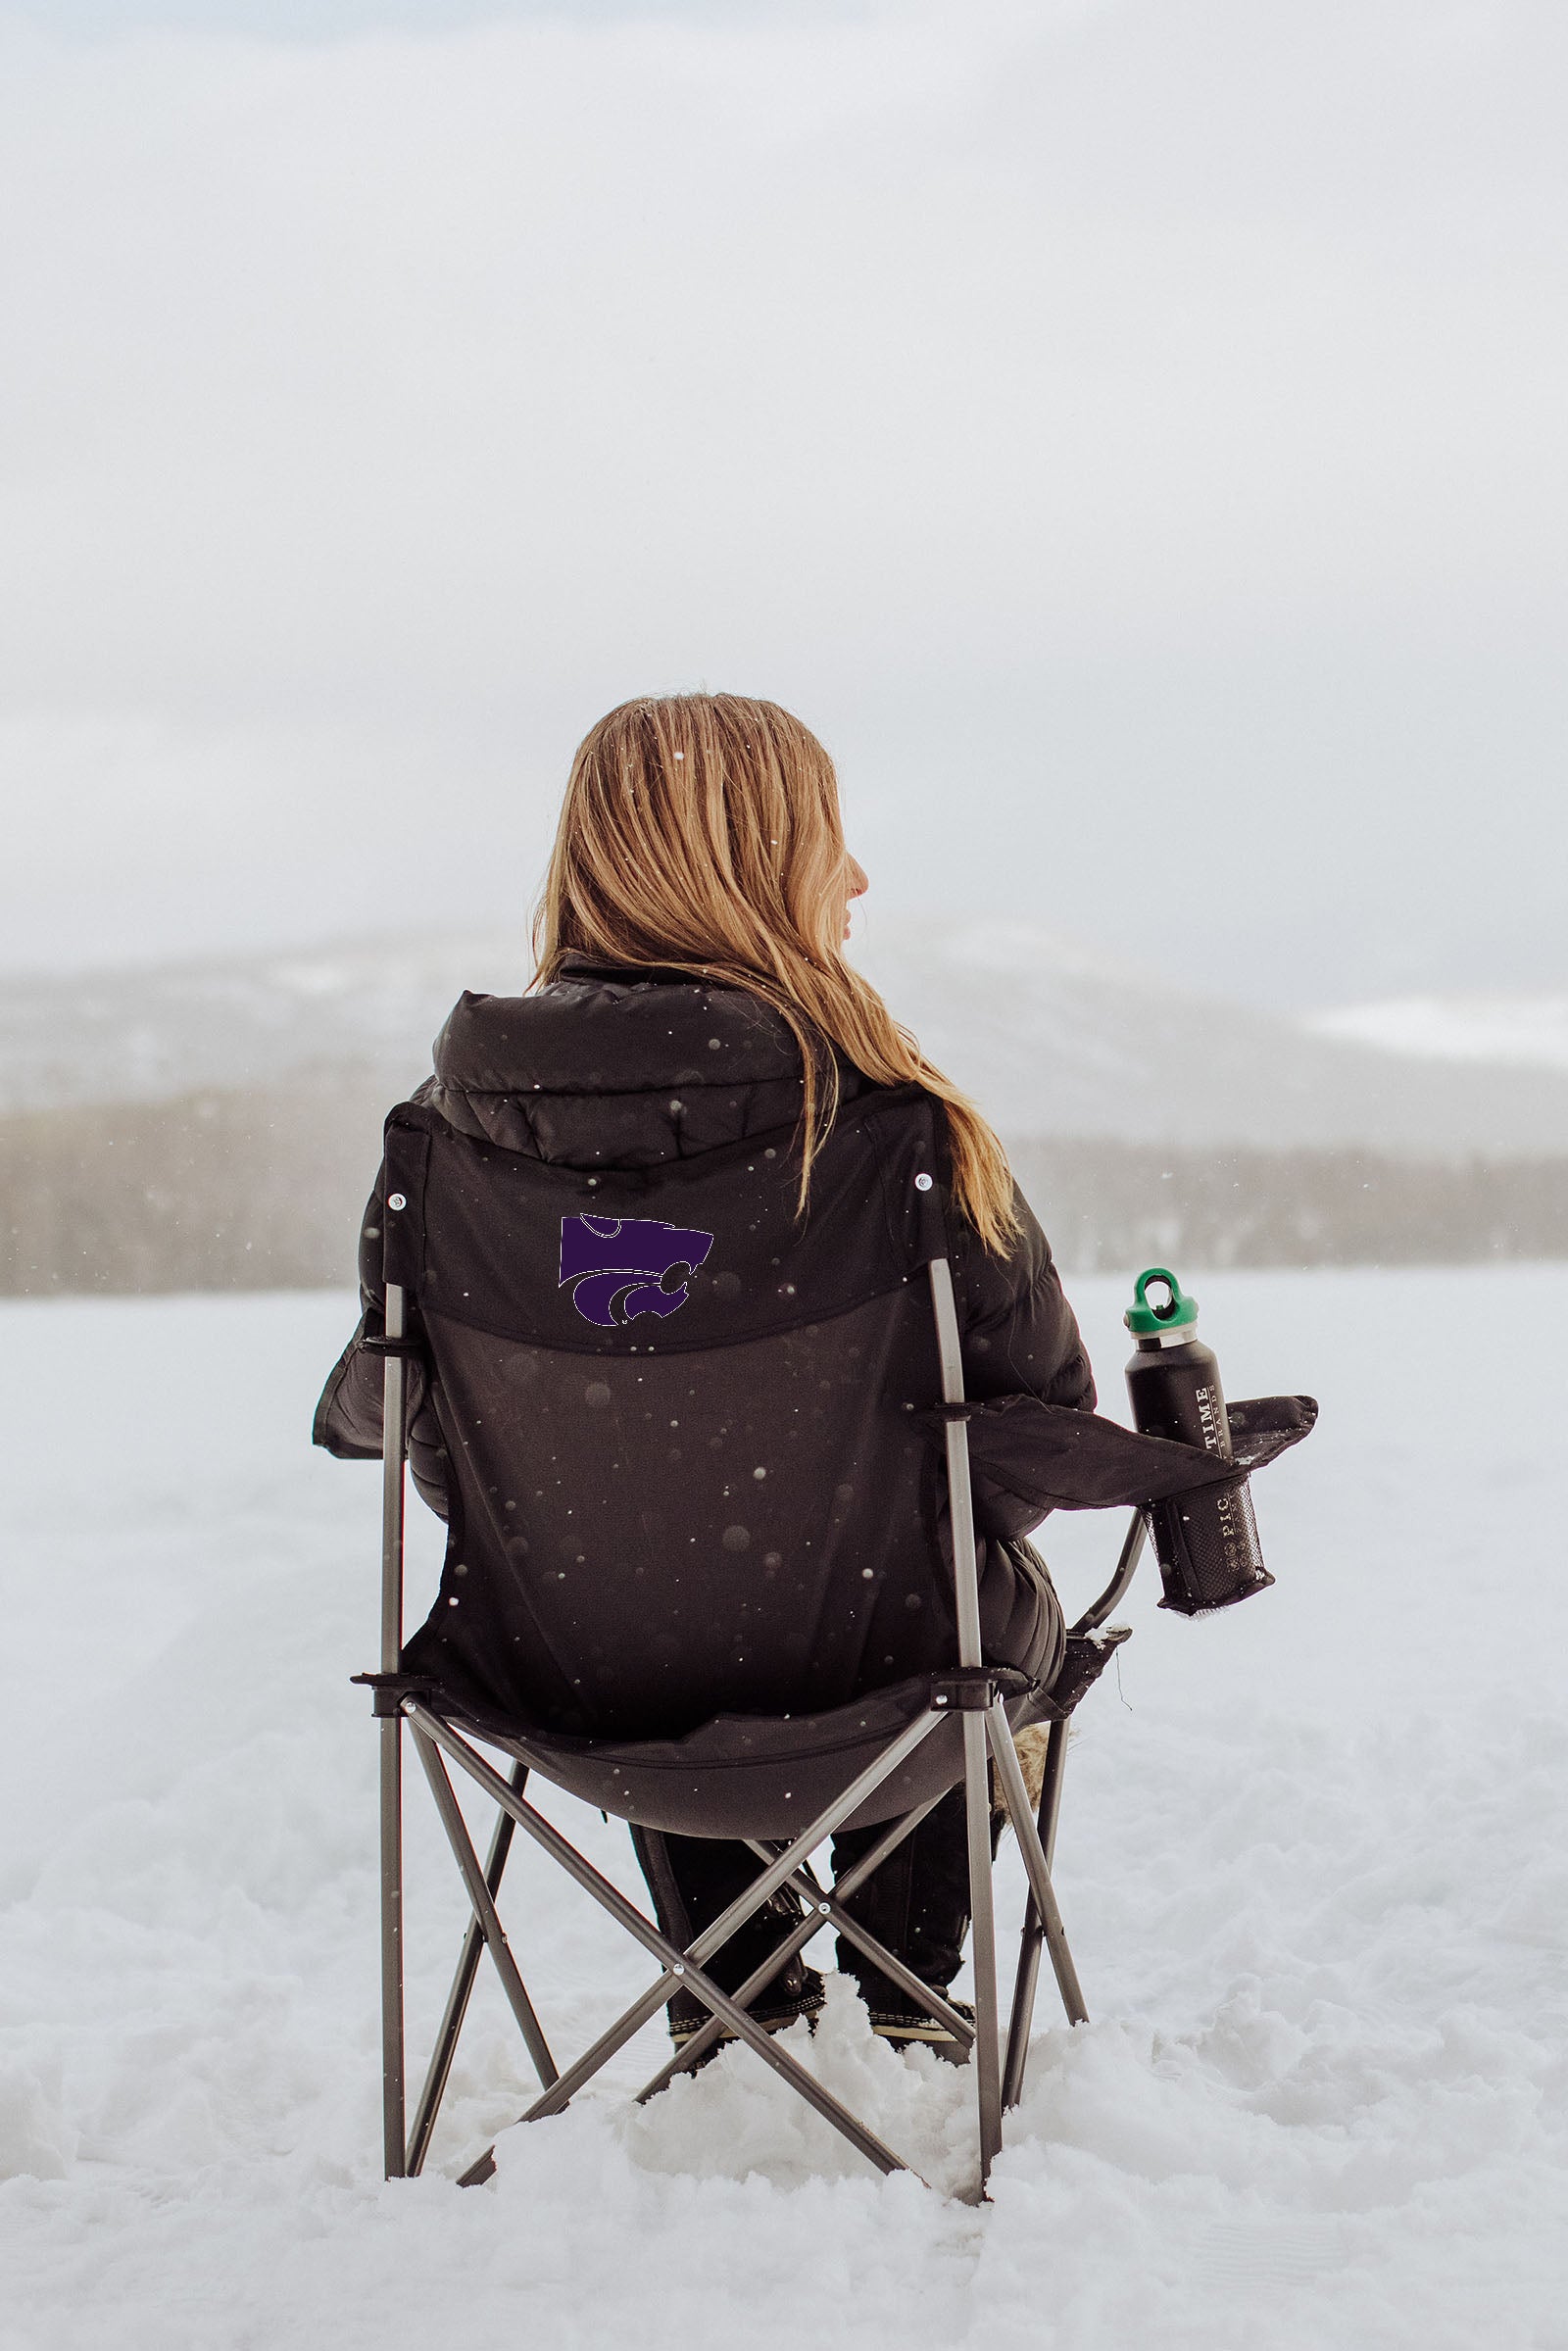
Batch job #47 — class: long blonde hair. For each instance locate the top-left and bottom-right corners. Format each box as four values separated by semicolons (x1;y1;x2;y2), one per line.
532;693;1019;1250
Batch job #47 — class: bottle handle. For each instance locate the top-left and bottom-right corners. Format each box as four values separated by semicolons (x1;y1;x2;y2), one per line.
1132;1266;1190;1322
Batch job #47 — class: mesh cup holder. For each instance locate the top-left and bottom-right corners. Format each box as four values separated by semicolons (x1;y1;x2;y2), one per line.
1150;1472;1275;1616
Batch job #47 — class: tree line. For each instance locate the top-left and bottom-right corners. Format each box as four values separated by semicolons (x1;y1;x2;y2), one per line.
2;1080;1564;1297
1005;1137;1568;1272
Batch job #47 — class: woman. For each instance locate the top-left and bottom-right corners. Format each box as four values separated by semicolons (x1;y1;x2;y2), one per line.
317;692;1096;2058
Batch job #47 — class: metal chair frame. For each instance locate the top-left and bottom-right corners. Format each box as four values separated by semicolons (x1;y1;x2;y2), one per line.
365;1256;1146;2203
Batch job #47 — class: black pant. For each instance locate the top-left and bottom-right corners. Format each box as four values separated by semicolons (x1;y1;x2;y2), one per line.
630;1783;978;2014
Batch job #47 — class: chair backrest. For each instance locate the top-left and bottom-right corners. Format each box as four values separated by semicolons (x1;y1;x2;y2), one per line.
386;1085;968;1739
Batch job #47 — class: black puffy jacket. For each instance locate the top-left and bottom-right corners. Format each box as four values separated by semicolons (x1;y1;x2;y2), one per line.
315;959;1095;1511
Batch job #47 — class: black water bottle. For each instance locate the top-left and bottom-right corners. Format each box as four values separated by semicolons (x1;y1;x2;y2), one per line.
1123;1266;1274;1615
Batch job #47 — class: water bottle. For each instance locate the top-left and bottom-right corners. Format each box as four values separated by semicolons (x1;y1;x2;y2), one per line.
1123;1266;1274;1615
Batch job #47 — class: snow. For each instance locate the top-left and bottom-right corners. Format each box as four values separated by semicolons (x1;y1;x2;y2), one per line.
2;1268;1565;2348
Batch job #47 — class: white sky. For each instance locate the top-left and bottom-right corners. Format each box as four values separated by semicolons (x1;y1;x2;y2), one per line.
2;0;1564;1004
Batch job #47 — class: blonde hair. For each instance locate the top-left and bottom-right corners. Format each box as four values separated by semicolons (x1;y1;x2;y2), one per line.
532;693;1019;1250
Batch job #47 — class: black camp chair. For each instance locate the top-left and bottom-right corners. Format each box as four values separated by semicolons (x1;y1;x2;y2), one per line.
355;1085;1312;2200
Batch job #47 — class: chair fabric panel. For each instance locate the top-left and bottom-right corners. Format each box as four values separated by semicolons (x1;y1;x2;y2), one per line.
388;1083;1061;1740
402;1289;1057;1738
386;1085;945;1354
382;1078;1071;1778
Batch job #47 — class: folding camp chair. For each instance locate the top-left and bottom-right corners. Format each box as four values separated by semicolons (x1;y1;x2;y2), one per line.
353;1087;1310;2201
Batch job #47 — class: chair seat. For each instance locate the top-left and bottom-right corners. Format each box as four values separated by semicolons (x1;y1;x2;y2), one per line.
405;1626;1139;1839
417;1670;1028;1839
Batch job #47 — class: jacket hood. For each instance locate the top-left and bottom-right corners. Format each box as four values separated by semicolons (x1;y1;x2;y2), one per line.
425;960;868;1169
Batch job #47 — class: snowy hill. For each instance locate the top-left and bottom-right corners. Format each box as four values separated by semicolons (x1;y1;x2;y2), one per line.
5;928;1565;1293
854;924;1568;1156
7;921;1568;1158
1306;991;1568;1074
0;936;527;1116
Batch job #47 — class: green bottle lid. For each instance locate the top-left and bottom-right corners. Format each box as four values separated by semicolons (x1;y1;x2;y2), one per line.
1125;1265;1200;1336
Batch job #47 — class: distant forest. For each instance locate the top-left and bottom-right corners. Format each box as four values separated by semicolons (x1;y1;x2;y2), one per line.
1005;1139;1568;1274
3;1078;1565;1297
0;1076;391;1296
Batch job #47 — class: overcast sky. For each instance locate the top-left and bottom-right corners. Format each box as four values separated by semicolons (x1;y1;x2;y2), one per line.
2;0;1564;1005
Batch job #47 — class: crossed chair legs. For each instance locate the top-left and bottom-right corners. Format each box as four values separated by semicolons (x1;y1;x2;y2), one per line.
389;1684;1089;2203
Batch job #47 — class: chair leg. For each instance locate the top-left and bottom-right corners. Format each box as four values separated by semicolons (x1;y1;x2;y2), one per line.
407;1760;551;2179
408;1809;508;2180
987;1703;1088;2030
376;1284;410;2182
409;1701;935;2188
1002;1716;1070;2110
634;1797;962;2099
413;1735;559;2095
755;1847;976;2050
379;1709;406;2181
963;1710;1004;2198
506;1699;949;2121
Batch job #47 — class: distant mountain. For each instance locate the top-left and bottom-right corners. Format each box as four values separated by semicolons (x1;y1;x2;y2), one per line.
0;936;525;1116
1305;992;1568;1075
5;921;1568;1159
850;922;1568;1157
4;926;1566;1296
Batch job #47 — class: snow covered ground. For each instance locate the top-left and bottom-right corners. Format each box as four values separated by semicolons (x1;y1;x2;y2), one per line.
2;1269;1564;2349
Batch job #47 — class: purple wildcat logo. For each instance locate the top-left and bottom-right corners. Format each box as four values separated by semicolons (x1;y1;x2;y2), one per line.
560;1214;715;1328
